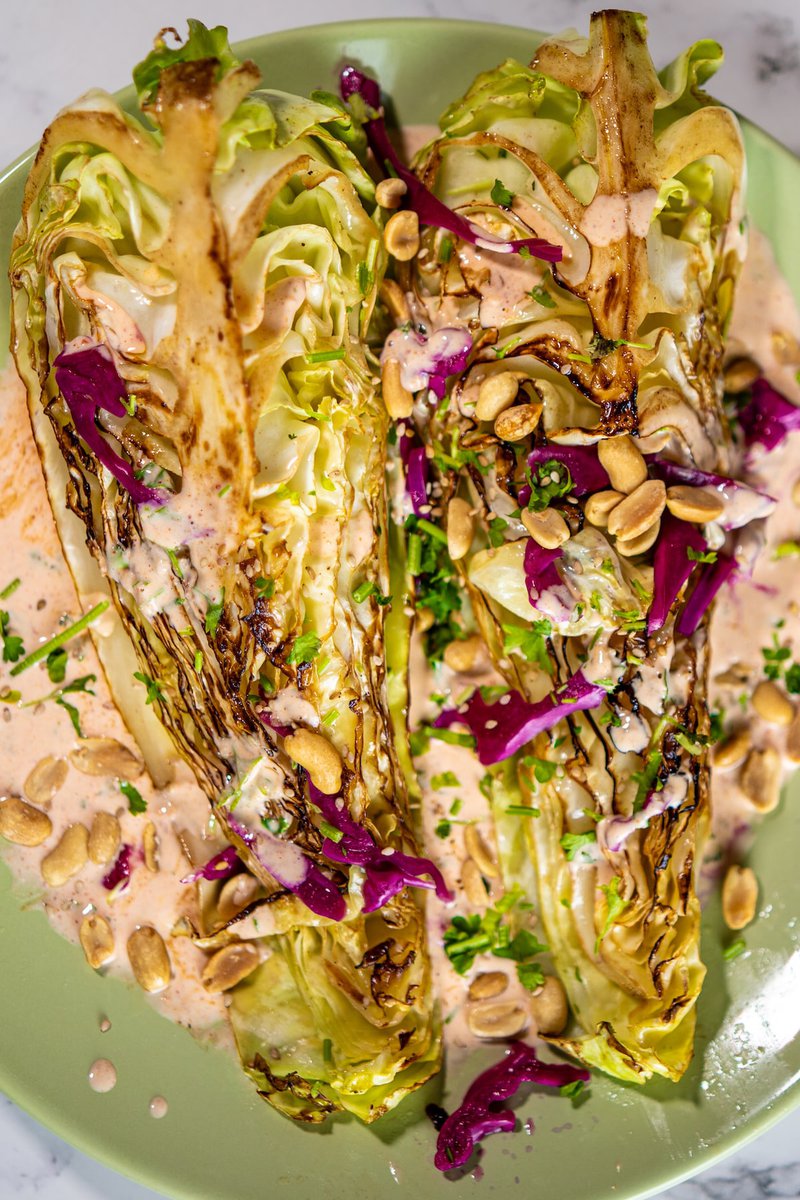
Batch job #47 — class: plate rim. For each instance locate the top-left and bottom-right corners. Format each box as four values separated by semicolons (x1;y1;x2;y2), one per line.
1;16;799;1200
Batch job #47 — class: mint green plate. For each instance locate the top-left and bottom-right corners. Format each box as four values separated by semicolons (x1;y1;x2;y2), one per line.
1;19;798;1200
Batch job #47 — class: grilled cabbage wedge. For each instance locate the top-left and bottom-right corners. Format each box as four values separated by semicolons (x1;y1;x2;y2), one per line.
10;22;442;1122
367;11;759;1082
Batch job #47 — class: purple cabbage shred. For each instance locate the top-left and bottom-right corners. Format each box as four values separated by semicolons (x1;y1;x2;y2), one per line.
339;67;562;262
676;553;737;637
435;672;607;765
434;1042;589;1171
738;378;800;457
54;343;167;506
101;843;135;891
226;813;346;921
647;516;707;634
527;445;609;497
181;845;241;884
406;445;431;516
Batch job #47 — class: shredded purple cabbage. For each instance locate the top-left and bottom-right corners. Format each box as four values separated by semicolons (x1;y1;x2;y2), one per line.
527;445;610;497
181;845;241;884
383;327;472;400
308;781;452;911
676;553;737;637
226;813;346;921
647;516;707;634
434;1041;589;1170
339;67;562;262
406;445;431;516
649;459;775;530
101;843;135;891
435;672;607;765
738;378;800;456
523;539;574;622
54;343;167;506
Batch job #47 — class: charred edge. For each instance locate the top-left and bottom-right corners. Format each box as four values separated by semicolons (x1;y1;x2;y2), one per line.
598;388;639;435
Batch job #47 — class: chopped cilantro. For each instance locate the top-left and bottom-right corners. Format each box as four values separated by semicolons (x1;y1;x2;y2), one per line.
443;888;546;977
431;771;460;790
521;754;558;784
560;830;597;861
526;459;573;512
516;961;546;991
490;178;514;207
686;547;718;564
709;709;725;743
254;576;275;599
529;282;556;308
596;875;629;951
631;749;663;811
785;663;800;694
134;671;166;706
205;592;225;637
502;620;552;673
0;610;25;663
435;819;452;839
287;632;322;665
46;648;68;684
0;578;20;600
406;515;463;664
120;781;146;815
560;1080;586;1101
488;517;509;547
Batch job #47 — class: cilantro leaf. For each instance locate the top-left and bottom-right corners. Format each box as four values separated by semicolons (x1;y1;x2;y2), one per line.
120;781;146;815
133;671;166;705
502;621;553;674
0;610;25;663
596;875;629;951
526;459;573;512
686;547;718;564
529;283;556;308
286;632;322;665
204;592;225;637
560;830;597;861
517;961;546;991
521;754;558;784
785;663;800;694
431;771;460;790
46;647;68;684
490;178;514;207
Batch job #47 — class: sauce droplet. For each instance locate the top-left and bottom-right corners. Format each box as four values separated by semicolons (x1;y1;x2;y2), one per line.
149;1095;168;1119
99;1017;111;1033
88;1058;117;1093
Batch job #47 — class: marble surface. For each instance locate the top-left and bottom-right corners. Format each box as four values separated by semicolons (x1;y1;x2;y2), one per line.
1;1;799;1198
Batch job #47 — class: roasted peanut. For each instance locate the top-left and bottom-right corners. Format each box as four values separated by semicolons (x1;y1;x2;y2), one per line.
69;738;143;780
597;435;647;494
468;971;508;1001
217;873;261;923
584;489;624;527
88;811;121;866
493;401;542;443
521;506;570;550
80;914;115;969
202;941;261;992
41;823;89;887
383;210;419;261
464;825;499;879
529;975;568;1035
127;926;171;993
723;357;760;394
447;496;474;561
381;357;414;420
752;680;795;727
607;480;666;540
467;1000;529;1039
143;821;159;872
615;518;661;557
283;729;342;795
787;712;800;764
23;756;67;807
665;485;725;523
416;607;435;634
475;372;519;422
375;177;407;209
444;635;481;675
713;730;751;769
722;865;758;931
461;858;489;907
740;746;782;812
0;795;52;847
379;279;410;325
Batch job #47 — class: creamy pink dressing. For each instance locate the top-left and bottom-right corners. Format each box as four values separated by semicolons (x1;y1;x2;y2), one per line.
0;364;229;1047
88;1058;117;1093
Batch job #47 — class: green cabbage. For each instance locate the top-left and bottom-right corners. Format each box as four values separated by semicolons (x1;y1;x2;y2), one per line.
10;21;438;1120
389;10;745;1082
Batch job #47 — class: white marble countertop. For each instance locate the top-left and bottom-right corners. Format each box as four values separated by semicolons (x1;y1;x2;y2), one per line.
1;1;799;1197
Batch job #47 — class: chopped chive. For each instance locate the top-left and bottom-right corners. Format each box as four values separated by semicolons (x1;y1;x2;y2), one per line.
321;709;339;727
723;938;746;961
406;533;422;576
438;235;453;264
416;518;447;544
320;475;336;493
319;819;343;843
0;578;21;600
217;483;231;498
193;650;203;673
305;348;346;364
353;580;377;603
10;602;110;676
495;337;521;360
166;548;184;579
505;804;541;817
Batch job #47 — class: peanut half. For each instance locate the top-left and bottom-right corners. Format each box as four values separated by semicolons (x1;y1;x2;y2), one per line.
607;480;666;541
584;489;624;527
383;210;419;261
752;680;795;727
468;1000;529;1039
80;914;115;969
665;485;725;524
713;730;751;769
528;975;568;1035
468;971;508;1001
69;738;143;780
493;401;542;443
128;926;171;993
464;825;499;879
88;811;121;866
23;756;68;807
597;435;647;494
41;823;89;886
381;357;414;420
740;746;782;813
283;729;343;795
202;942;261;992
447;496;475;561
475;372;520;422
521;506;570;550
443;634;481;675
0;796;52;847
722;865;758;931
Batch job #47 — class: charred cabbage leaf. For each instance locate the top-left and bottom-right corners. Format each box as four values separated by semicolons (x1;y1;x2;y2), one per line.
369;11;749;1082
10;21;440;1120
